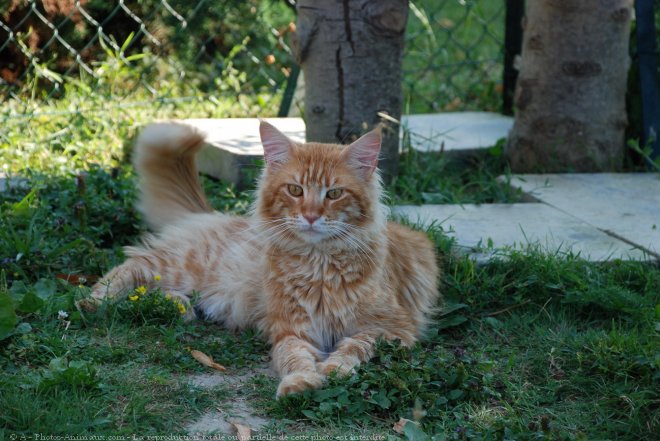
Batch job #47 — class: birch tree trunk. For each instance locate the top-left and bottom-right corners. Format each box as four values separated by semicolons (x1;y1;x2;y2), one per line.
294;0;408;182
506;0;633;172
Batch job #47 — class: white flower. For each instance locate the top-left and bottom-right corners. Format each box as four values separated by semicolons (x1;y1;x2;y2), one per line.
57;310;69;320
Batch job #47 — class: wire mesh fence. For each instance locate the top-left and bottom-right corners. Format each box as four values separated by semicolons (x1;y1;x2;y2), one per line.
0;0;507;120
404;0;505;114
1;0;297;117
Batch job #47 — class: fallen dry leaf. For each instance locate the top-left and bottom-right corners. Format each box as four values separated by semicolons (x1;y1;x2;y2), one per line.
393;418;416;434
233;422;251;441
190;349;226;372
412;406;427;421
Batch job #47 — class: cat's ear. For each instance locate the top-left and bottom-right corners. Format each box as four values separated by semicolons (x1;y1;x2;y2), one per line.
344;128;382;178
259;120;292;167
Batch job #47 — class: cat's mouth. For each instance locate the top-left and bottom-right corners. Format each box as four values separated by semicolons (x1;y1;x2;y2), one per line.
300;226;323;235
297;226;328;242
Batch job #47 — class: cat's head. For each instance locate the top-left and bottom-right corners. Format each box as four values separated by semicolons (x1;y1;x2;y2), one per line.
255;120;386;247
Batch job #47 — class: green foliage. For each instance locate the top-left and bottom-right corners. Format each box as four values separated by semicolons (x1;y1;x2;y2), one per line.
627;138;660;171
0;275;60;341
391;137;522;205
111;286;186;327
36;358;100;391
0;290;18;340
447;248;660;324
273;341;499;427
0;168;140;282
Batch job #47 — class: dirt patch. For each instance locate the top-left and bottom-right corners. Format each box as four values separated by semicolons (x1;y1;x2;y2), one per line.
187;401;270;436
186;365;275;436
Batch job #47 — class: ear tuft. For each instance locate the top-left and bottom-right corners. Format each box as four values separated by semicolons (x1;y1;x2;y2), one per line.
344;128;382;178
259;120;292;167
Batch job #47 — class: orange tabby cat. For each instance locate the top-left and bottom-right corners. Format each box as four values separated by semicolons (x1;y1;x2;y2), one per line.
83;121;440;397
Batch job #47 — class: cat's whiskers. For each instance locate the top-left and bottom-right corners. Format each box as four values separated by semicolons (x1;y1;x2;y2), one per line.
253;222;295;245
335;222;379;261
334;230;370;265
328;219;374;238
242;217;295;236
325;224;377;269
336;233;377;270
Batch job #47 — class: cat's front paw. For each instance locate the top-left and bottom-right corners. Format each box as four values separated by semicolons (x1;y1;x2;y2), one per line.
76;297;101;313
317;360;356;377
276;372;324;398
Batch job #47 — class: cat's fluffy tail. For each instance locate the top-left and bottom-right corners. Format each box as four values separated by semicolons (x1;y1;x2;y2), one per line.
133;122;212;230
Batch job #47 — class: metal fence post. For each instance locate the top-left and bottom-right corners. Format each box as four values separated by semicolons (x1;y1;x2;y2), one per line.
503;0;524;116
635;0;660;161
277;64;299;117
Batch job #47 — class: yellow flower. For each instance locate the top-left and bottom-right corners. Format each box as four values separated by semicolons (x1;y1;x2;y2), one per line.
177;303;186;315
129;295;139;301
135;285;147;295
154;275;161;282
165;293;172;300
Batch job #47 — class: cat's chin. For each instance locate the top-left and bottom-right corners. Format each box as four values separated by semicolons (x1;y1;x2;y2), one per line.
296;229;330;244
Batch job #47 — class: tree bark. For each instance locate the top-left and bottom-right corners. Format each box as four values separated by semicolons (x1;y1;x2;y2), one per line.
294;0;408;182
506;0;633;172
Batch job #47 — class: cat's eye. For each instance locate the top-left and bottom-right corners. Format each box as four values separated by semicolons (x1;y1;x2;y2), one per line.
287;184;303;197
326;188;343;200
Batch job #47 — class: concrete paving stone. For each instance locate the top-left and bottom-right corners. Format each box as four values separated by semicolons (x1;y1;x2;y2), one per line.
185;118;305;187
0;173;28;193
182;112;511;185
402;111;513;154
391;203;650;262
503;173;660;258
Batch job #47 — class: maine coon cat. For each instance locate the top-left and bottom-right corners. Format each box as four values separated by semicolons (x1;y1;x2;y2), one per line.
82;120;440;397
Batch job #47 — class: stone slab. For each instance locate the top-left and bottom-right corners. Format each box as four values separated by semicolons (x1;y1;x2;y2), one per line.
184;118;305;187
0;173;28;193
182;112;512;185
504;173;660;258
392;203;650;262
402;111;513;154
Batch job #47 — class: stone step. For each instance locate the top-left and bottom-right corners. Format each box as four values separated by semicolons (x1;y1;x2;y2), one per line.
392;203;650;262
502;173;660;259
403;111;512;155
184;112;513;186
188;118;304;187
0;173;28;193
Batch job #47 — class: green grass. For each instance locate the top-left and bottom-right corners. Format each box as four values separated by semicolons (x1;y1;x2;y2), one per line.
391;138;523;205
1;153;658;439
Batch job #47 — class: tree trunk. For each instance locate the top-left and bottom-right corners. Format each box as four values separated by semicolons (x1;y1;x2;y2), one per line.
506;0;633;172
294;0;408;182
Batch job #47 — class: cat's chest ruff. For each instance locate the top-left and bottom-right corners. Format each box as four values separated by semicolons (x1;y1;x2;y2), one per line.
284;251;364;301
274;251;367;350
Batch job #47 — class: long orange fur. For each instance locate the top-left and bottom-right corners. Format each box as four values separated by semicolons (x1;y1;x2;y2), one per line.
84;121;440;397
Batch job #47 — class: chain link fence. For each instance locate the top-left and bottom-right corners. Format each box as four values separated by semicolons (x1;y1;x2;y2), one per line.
404;0;505;114
0;0;507;119
1;0;297;116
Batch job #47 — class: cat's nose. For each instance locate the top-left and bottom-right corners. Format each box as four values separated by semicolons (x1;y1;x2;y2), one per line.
303;214;320;225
